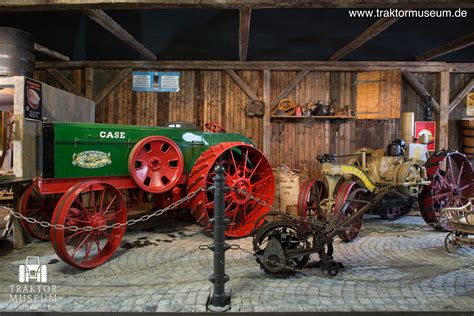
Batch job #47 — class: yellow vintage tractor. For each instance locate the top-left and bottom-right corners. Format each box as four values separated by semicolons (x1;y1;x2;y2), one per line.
296;140;457;241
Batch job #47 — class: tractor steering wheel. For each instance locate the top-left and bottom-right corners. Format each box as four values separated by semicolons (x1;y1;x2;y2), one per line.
205;121;226;133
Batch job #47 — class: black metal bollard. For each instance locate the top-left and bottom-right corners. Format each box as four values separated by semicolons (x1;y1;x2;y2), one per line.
207;165;231;312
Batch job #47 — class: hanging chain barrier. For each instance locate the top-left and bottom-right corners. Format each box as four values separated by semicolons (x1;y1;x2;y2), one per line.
1;178;469;284
1;187;207;233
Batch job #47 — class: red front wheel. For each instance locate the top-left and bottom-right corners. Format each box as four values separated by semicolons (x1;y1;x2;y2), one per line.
50;181;127;269
128;136;184;194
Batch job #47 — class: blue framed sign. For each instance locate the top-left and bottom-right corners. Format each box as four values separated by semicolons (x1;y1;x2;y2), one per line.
132;71;180;92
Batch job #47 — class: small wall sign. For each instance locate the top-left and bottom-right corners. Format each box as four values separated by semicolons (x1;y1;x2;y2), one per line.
24;78;42;121
132;71;180;92
415;121;436;151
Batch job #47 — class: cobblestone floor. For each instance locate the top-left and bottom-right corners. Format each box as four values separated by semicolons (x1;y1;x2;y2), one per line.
0;214;473;312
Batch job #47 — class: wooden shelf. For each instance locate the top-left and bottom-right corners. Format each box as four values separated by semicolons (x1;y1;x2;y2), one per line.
271;115;355;120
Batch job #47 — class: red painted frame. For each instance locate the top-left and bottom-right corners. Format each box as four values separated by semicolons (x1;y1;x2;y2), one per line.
36;174;189;195
37;176;136;195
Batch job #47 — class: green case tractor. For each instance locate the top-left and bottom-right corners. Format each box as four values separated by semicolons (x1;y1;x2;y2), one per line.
19;121;274;268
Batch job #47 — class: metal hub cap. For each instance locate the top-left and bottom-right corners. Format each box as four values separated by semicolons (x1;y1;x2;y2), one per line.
230;178;252;204
90;214;106;228
148;157;161;170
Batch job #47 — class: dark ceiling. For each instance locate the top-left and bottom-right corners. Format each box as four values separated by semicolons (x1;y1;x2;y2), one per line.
1;8;473;61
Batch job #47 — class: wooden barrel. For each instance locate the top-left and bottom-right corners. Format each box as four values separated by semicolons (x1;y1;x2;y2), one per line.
461;118;474;158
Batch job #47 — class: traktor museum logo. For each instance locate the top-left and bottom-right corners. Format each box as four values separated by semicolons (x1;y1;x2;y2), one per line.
18;256;47;283
9;257;58;310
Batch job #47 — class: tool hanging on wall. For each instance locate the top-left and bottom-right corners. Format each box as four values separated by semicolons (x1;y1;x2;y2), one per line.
245;100;265;118
276;98;296;116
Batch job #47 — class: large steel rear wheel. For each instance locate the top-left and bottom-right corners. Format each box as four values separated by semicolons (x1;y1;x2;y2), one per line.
19;179;61;241
188;142;274;237
50;181;127;269
419;151;474;231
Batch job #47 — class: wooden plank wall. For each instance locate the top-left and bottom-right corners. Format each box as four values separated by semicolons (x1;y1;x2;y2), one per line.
269;71;355;176
33;68;472;178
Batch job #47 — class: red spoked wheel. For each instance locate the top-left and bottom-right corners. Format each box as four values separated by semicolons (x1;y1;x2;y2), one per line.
204;121;226;133
334;181;368;242
297;179;328;228
50;181;127;269
419;150;474;231
188;142;274;237
128;136;184;194
19;179;61;241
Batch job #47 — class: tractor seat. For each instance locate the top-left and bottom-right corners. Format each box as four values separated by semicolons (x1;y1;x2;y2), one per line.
316;154;336;163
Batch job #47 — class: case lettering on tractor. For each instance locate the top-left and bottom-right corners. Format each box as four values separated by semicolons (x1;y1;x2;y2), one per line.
99;131;126;139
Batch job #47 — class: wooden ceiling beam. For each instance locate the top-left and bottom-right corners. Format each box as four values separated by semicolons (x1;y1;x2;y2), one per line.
83;9;157;61
34;43;70;61
330;17;399;61
416;32;474;61
1;1;473;10
239;7;252;62
35;60;465;72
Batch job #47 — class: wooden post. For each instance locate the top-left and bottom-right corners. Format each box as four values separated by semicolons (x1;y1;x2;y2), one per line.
85;67;94;100
438;70;450;150
239;7;251;62
263;70;271;157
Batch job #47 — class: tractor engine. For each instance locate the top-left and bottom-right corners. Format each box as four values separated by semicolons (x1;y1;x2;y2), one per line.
364;153;426;197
